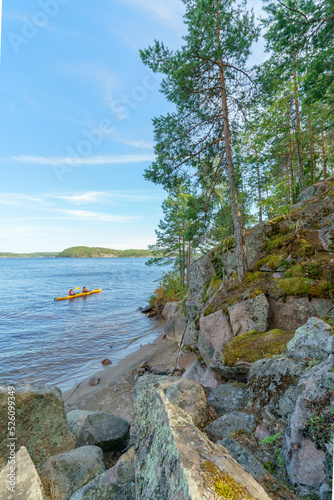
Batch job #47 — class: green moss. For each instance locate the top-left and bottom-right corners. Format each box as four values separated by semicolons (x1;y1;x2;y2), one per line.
209;275;224;294
290;263;305;277
263;461;276;474
201;461;254;499
272;277;313;297
245;271;263;282
296;238;313;258
265;235;290;253
222;329;295;366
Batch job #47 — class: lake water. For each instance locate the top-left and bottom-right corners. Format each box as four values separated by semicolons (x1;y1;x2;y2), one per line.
0;258;166;391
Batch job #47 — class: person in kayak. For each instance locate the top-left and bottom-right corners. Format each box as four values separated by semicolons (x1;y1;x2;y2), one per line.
69;289;74;296
82;286;91;293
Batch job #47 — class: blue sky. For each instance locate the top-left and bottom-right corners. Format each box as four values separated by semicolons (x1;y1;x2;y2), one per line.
0;0;265;252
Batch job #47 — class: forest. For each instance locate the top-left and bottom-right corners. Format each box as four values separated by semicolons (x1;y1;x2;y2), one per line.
143;0;334;296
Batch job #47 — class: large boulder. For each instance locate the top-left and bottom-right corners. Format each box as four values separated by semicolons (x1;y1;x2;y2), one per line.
133;374;208;428
319;213;334;251
228;294;269;336
287;317;334;360
207;382;246;416
0;446;46;500
161;302;178;321
66;410;130;452
39;445;105;500
164;310;186;343
69;448;135;500
0;384;75;470
282;355;334;497
205;411;257;441
165;378;208;428
245;357;310;420
182;360;219;392
267;296;334;331
199;310;233;353
133;386;270;499
188;252;215;305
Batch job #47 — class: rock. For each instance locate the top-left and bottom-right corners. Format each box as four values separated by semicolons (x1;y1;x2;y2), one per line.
89;377;100;386
164;310;186;342
101;358;112;366
39;446;105;500
319;213;334;251
217;438;266;480
161;302;178;321
296;196;334;229
0;446;46;500
133;386;270;499
188;252;215;305
255;425;271;442
205;411;257;440
211;362;250;383
182;360;219;392
245;357;309;420
182;300;200;348
207;382;246;415
268;296;334;331
299;185;317;202
287;317;334;360
140;306;153;313
176;350;198;369
273;272;283;279
165;378;208;428
199;310;233;352
0;384;75;470
228;294;269;336
282;355;334;496
69;448;135;500
66;410;130;452
198;329;215;366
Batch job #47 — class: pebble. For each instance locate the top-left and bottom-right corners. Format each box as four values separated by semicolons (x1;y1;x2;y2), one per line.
89;377;100;386
102;358;112;366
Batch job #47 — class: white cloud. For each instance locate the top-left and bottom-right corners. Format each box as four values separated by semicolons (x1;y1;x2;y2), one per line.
12;154;155;166
51;190;159;204
54;209;138;223
0;193;44;205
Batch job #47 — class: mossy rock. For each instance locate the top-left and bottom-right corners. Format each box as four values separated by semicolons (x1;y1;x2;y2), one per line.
222;329;295;367
201;460;254;499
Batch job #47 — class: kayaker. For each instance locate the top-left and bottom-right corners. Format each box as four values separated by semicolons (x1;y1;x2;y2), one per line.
69;289;74;296
82;286;90;293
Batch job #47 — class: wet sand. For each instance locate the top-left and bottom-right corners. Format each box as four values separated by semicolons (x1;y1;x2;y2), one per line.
63;335;180;428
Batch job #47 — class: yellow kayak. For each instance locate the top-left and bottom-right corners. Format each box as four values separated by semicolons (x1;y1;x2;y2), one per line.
54;289;102;301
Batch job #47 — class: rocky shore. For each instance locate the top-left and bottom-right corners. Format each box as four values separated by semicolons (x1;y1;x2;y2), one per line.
1;178;334;499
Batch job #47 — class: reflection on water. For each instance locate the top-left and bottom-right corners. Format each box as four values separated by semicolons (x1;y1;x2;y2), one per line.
0;258;166;390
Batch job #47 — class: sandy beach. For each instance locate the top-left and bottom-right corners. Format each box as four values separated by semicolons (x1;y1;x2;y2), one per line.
63;334;180;429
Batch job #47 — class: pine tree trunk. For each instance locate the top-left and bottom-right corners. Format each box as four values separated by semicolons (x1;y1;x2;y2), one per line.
287;105;295;202
219;63;246;281
187;241;191;285
182;231;186;288
293;52;304;189
308;113;315;183
322;129;327;178
254;145;263;222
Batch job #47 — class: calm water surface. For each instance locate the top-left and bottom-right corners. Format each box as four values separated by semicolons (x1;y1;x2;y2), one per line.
0;258;166;390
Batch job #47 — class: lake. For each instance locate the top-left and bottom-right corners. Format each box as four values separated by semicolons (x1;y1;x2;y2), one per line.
0;258;166;391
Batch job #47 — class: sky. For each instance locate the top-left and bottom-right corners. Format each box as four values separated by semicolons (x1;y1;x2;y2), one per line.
0;0;265;253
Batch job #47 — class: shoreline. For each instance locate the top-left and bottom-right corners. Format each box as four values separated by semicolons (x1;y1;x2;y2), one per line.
63;332;180;427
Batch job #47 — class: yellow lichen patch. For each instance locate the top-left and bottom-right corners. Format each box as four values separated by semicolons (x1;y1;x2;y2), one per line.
201;460;254;500
222;329;295;367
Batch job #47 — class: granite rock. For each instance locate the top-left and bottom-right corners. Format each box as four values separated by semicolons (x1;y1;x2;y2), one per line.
207;382;246;415
205;411;257;440
67;410;130;452
228;294;269;336
39;445;105;500
0;384;75;470
287;317;334;360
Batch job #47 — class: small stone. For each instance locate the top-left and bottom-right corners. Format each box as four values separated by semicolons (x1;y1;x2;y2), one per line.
89;377;100;386
139;361;149;369
102;358;112;366
255;425;271;442
273;272;283;279
207;382;246;415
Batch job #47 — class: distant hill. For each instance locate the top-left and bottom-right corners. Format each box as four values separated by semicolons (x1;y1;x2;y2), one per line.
56;246;153;258
0;252;57;258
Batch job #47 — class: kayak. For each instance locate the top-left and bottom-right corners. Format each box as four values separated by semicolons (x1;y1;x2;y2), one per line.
54;289;102;301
